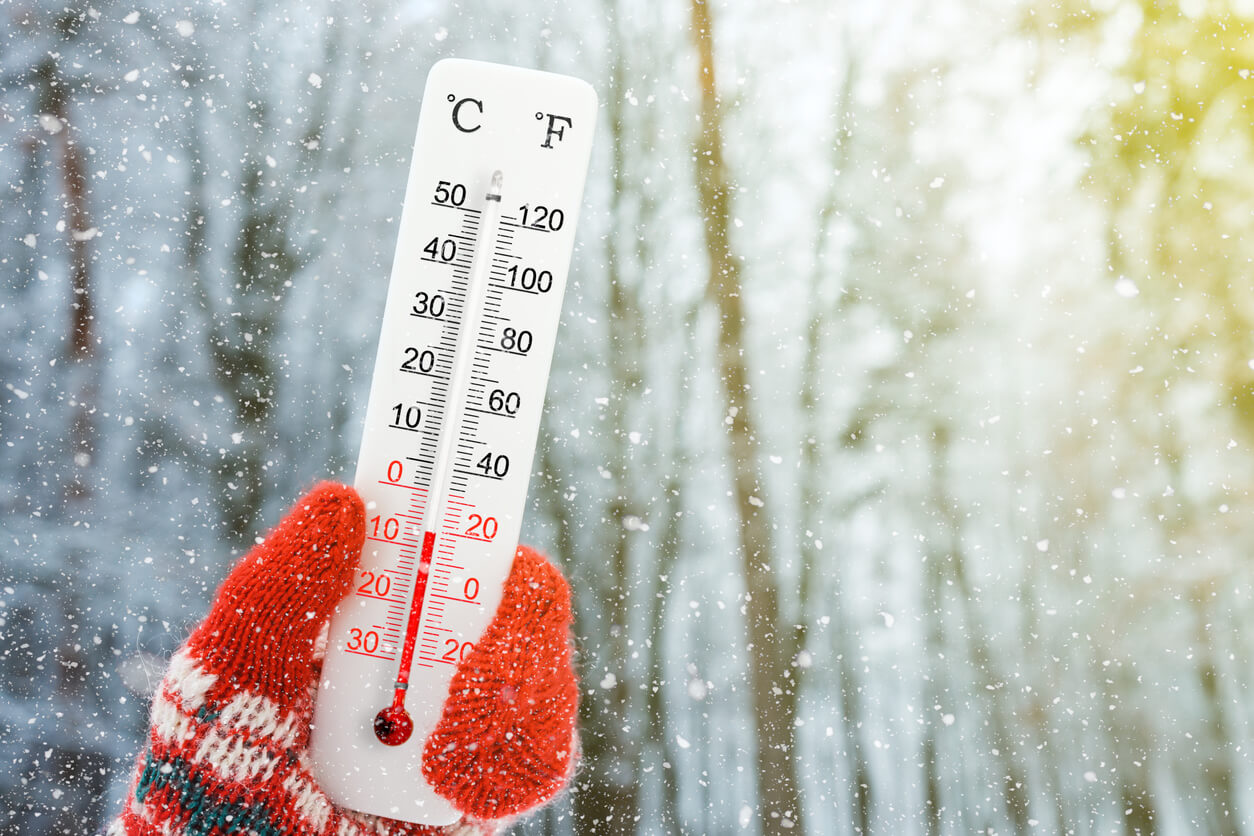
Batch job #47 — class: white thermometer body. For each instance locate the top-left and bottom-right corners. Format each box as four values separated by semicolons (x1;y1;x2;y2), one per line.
310;59;596;825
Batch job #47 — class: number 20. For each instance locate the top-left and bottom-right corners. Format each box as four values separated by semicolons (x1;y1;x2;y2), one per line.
465;513;498;540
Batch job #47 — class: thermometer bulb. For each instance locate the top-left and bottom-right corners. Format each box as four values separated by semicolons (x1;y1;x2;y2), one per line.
374;701;414;746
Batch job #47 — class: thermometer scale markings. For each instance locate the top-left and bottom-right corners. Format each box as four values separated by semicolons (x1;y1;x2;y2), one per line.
351;199;526;670
401;170;504;696
354;175;504;678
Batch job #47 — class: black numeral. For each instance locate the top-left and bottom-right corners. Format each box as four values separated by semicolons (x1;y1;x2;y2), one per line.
506;264;554;293
412;292;446;318
488;389;521;415
518;204;564;231
476;453;509;478
500;327;533;354
401;347;436;373
423;237;457;262
391;402;422;429
433;180;466;206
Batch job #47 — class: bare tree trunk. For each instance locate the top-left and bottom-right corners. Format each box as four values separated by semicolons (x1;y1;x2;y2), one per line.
205;60;331;542
567;25;644;830
30;47;111;836
213;159;286;541
35;54;97;502
646;316;701;834
1193;615;1239;836
647;500;685;833
688;3;805;832
925;424;1030;834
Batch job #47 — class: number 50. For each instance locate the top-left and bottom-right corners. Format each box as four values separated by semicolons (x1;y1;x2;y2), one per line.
434;180;466;206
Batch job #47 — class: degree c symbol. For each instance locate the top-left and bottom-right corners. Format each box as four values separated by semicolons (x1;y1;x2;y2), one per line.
448;94;483;133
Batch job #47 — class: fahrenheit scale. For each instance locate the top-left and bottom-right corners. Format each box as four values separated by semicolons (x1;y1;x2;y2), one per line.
310;59;596;825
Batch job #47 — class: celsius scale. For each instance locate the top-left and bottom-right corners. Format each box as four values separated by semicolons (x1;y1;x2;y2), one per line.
310;59;596;825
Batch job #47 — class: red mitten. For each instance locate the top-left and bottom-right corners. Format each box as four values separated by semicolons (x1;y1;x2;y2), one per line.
423;547;579;820
108;482;578;836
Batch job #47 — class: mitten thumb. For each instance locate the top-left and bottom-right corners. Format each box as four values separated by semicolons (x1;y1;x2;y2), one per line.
422;546;578;821
186;482;365;710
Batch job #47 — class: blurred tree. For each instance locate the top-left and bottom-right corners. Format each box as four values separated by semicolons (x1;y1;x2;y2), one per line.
543;3;693;832
0;1;366;830
1086;2;1254;432
1079;5;1254;829
689;2;806;833
1;6;113;832
565;7;650;828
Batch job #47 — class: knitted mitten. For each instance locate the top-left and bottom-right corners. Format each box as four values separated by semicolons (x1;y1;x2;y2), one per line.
107;482;578;836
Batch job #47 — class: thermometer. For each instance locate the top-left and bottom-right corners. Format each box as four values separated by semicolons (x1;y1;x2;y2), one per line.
309;59;596;825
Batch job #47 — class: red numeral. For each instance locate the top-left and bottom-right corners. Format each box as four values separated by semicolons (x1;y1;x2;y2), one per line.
370;515;400;540
441;639;474;662
348;628;379;653
356;570;391;598
463;577;479;601
387;460;403;483
465;514;498;540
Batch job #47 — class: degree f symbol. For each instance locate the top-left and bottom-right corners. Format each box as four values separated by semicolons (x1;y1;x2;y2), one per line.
537;111;573;149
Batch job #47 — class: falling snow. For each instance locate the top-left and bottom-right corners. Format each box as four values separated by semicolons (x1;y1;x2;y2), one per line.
3;1;1253;835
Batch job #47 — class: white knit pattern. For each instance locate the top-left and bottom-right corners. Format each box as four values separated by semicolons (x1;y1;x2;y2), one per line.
149;685;199;746
163;648;217;709
281;756;335;832
190;690;298;782
217;690;303;750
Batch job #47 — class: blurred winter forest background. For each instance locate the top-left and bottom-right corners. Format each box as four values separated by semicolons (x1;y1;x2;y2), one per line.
4;0;1254;833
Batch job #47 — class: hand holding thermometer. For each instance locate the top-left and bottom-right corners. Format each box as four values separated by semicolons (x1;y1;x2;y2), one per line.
310;59;596;825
